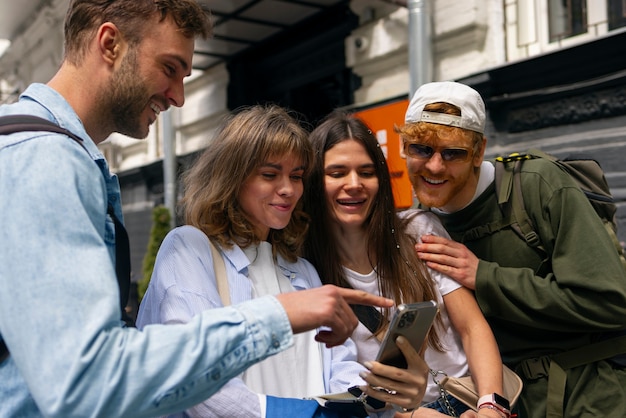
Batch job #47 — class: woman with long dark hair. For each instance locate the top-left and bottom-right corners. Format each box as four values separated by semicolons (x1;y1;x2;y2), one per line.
303;111;504;417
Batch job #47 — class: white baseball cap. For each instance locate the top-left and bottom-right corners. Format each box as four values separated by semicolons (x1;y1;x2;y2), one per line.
405;81;486;134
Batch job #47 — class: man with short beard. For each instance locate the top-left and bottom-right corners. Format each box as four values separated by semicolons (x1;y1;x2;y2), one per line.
397;81;626;417
0;1;393;417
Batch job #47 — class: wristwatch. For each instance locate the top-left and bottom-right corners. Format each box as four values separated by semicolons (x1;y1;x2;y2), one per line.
478;393;511;413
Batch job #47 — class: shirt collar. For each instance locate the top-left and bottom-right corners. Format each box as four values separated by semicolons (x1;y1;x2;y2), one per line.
19;83;104;161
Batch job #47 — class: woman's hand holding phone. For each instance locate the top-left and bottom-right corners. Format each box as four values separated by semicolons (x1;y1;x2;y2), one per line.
357;301;437;412
358;335;429;412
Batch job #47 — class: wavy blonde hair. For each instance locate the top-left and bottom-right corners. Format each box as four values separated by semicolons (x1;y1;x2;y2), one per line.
180;105;312;262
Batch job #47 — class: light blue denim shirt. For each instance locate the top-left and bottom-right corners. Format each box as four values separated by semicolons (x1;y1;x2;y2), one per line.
0;84;294;418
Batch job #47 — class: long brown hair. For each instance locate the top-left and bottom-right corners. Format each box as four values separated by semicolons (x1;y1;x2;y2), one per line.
181;105;312;262
303;111;443;350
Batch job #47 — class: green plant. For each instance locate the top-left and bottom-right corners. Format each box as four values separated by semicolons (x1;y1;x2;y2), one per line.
137;205;172;302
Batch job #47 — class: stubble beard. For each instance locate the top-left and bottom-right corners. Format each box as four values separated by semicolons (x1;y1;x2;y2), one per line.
411;168;474;211
103;49;152;139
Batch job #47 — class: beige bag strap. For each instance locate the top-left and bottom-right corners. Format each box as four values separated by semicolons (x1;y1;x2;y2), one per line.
208;239;230;306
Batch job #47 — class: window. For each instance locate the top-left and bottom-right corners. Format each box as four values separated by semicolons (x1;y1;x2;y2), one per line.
548;0;587;42
507;0;626;61
607;0;626;30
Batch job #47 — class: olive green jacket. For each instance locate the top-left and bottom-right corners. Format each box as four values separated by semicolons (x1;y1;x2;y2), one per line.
433;158;626;417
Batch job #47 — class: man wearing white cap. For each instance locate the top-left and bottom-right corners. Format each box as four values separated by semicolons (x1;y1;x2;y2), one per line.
396;81;626;418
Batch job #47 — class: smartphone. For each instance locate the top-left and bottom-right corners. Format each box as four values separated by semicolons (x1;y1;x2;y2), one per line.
375;300;438;369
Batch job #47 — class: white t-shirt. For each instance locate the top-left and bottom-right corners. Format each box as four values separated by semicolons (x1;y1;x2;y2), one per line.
343;210;469;403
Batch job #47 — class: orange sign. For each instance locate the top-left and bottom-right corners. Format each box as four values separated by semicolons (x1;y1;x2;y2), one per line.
353;98;413;209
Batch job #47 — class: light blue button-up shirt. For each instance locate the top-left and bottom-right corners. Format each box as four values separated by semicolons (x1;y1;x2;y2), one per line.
0;84;294;418
136;225;368;417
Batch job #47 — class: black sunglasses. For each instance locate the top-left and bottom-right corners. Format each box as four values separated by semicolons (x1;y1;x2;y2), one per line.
405;143;473;163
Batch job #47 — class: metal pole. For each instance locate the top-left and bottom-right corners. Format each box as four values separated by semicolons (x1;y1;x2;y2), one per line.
161;110;176;228
407;0;432;98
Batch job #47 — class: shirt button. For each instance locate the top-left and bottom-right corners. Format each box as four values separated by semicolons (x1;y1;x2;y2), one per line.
271;334;280;348
211;371;221;380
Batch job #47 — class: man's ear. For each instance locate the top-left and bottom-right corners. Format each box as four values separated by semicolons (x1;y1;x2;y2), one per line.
97;22;123;66
473;135;487;167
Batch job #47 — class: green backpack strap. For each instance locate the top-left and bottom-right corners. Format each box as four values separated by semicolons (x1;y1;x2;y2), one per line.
462;153;542;247
494;153;544;252
456;156;518;243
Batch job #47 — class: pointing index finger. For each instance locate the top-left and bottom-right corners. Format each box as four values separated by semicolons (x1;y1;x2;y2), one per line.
337;288;394;308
